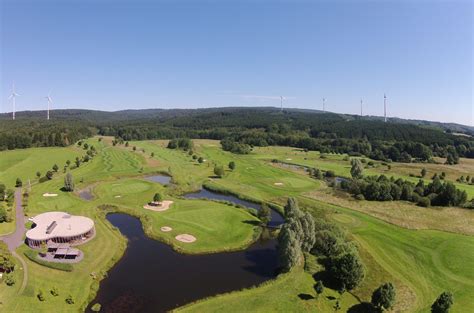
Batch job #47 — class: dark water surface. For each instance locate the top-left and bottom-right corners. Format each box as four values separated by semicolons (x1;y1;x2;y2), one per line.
144;174;172;185
183;188;285;228
87;213;278;313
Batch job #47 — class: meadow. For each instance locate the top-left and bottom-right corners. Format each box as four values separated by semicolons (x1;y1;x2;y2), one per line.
0;138;473;312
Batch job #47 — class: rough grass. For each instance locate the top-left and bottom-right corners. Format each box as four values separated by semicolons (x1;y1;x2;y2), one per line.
304;187;474;236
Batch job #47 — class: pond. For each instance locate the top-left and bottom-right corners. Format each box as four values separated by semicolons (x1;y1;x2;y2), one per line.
87;213;278;313
144;174;172;185
183;188;285;228
78;189;94;201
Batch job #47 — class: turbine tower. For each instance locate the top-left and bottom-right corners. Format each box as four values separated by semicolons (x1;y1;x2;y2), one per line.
323;98;326;112
360;99;363;117
280;95;283;111
8;83;20;120
384;93;387;122
45;92;53;120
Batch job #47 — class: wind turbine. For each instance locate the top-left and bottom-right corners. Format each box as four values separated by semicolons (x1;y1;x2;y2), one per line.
8;83;20;120
45;92;53;120
280;96;285;112
360;99;363;117
322;98;326;112
384;93;387;122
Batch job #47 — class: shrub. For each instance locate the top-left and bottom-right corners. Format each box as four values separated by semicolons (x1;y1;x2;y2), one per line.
417;197;431;207
65;294;74;304
214;165;225;178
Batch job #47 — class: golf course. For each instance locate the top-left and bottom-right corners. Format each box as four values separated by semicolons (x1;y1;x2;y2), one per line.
0;137;473;312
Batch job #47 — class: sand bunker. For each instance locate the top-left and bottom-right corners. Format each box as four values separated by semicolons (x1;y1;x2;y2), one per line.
143;200;174;212
286;158;292;161
274;182;284;186
175;234;196;243
160;226;172;232
43;193;58;197
114;195;122;198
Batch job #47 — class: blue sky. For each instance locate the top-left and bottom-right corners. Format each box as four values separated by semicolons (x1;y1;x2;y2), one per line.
1;0;472;125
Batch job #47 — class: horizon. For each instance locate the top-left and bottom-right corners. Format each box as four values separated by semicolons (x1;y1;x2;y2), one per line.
2;105;473;128
1;0;472;125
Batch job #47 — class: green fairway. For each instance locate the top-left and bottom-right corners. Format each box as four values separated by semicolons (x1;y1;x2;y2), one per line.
0;146;83;187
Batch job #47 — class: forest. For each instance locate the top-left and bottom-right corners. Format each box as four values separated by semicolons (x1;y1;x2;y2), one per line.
1;108;474;163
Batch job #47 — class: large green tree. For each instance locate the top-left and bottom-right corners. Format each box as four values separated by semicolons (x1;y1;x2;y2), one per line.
371;282;396;311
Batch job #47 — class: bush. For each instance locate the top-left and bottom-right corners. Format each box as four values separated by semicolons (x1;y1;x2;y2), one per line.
214;165;225;178
65;294;74;304
325;170;335;178
4;274;15;286
417;197;431;207
91;303;102;312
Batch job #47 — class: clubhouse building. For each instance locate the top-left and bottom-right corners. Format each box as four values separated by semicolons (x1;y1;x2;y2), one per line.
26;212;95;248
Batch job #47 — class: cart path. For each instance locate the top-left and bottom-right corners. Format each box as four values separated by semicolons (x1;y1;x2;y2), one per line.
0;188;28;294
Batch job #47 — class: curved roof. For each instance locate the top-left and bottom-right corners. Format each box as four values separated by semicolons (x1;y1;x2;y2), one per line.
26;212;94;241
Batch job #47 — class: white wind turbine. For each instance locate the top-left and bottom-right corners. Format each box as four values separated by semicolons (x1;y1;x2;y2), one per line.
9;82;20;120
45;92;53;120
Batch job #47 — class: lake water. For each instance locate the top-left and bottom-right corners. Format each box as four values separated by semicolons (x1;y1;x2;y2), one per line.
87;213;278;313
144;175;172;185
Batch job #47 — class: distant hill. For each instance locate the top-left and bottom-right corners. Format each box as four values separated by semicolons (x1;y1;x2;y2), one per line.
1;107;471;135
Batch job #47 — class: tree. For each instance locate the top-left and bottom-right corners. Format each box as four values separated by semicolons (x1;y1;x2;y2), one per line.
314;280;324;299
257;204;271;225
153;193;163;203
371;282;396;311
63;173;74;192
46;171;54;180
151;152;155;157
228;161;236;170
350;159;364;179
36;171;41;179
66;160;71;167
421;168;427;178
329;251;365;291
277;225;302;272
15;178;22;187
431;291;453;313
133;146;137;151
214;165;225;178
198;157;204;163
50;287;59;296
52;164;59;172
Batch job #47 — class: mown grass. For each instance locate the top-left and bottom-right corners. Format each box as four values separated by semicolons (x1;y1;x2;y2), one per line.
0;146;83;188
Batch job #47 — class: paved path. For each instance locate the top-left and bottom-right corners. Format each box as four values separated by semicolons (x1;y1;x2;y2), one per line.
0;188;28;294
0;188;26;251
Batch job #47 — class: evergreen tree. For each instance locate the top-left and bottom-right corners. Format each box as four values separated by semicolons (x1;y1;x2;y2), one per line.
431;291;453;313
63;173;74;192
371;282;396;311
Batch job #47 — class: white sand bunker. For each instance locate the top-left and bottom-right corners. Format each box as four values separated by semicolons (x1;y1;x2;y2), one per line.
274;182;284;186
175;234;196;243
160;226;172;232
43;193;58;197
114;195;122;198
286;158;292;161
143;200;174;212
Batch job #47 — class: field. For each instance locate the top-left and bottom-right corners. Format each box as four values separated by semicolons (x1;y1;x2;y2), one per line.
0;138;473;312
